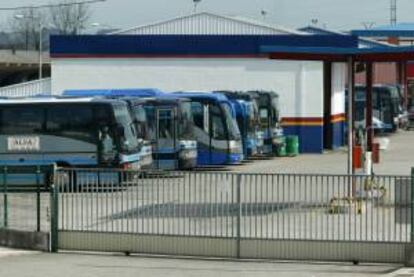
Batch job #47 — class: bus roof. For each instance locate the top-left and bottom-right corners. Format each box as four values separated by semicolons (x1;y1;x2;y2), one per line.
248;90;279;98
139;97;191;106
215;91;258;101
0;97;124;105
63;88;163;98
167;92;231;103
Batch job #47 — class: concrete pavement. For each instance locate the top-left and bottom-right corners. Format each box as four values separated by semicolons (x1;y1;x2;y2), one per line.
0;251;402;277
227;130;414;175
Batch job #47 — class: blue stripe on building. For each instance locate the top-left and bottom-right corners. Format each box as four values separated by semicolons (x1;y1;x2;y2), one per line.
331;121;346;149
50;35;359;57
283;126;324;154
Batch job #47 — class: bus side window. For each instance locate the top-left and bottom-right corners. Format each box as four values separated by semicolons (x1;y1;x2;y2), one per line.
47;106;95;143
191;102;204;130
1;107;44;134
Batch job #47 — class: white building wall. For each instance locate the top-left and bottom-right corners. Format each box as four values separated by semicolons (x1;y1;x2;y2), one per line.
331;63;347;116
52;58;324;118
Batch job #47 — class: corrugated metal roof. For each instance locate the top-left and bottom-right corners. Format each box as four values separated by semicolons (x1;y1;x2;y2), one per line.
113;12;302;35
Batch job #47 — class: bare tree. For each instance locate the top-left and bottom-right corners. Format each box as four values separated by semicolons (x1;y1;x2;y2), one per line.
8;8;47;50
49;0;91;35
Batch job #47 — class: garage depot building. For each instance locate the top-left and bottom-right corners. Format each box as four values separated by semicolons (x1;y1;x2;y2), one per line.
50;13;358;153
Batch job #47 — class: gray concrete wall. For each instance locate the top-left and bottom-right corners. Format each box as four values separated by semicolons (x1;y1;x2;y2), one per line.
0;229;49;251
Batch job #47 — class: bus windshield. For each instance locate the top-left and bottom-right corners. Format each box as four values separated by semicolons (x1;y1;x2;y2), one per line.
179;102;194;140
113;104;140;153
389;87;402;114
221;103;241;140
271;96;280;125
131;104;150;140
245;102;258;135
143;106;156;141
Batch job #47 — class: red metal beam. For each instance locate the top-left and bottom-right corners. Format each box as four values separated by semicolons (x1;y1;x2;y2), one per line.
269;52;414;63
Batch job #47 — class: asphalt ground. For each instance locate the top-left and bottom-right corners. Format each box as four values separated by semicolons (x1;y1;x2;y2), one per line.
2;130;414;276
226;130;414;176
0;251;402;277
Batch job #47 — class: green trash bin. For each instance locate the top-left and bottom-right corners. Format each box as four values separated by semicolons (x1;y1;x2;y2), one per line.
286;135;299;157
275;136;287;157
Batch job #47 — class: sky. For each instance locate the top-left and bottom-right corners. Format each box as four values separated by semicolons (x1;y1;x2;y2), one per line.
1;0;414;32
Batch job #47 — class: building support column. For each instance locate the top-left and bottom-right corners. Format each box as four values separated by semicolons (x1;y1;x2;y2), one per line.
365;61;373;175
347;57;354;176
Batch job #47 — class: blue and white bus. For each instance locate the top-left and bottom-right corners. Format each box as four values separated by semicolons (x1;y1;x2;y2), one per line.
140;97;197;170
121;98;153;169
63;89;158;169
167;92;244;166
0;98;141;169
216;91;261;158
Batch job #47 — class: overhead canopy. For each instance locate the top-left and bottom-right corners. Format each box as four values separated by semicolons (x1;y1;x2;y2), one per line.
352;23;414;38
260;45;414;62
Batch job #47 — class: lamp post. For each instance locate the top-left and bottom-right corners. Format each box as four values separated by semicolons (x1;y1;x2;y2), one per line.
14;14;44;80
90;22;117;34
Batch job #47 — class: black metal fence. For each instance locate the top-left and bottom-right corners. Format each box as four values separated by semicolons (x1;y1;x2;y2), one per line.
55;169;413;244
2;165;413;262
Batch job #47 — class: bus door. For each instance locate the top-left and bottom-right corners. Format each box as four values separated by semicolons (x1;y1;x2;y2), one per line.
156;108;177;169
209;103;229;165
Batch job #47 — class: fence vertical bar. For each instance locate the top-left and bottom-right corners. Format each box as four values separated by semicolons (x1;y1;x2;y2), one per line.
411;168;414;242
36;166;41;232
3;166;7;229
236;173;241;259
50;184;59;253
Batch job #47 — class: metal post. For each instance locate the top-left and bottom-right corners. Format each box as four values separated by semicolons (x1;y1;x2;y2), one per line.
365;62;374;176
403;61;409;111
366;62;373;152
50;184;58;252
347;57;354;176
36;166;41;232
38;22;43;80
236;174;241;259
2;167;7;229
411;167;414;242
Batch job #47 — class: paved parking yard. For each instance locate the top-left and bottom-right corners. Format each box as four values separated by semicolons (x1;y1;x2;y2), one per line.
0;252;402;277
225;130;414;175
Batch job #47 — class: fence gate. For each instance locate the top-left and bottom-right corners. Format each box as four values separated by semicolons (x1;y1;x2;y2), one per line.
0;165;54;251
53;168;414;264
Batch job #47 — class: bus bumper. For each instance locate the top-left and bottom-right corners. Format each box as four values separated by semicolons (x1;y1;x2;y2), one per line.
178;149;198;169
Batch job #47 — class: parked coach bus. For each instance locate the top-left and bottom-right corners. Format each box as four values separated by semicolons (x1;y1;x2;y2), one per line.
247;91;282;155
167;92;244;166
0;98;141;169
353;85;399;132
140;97;197;170
216;91;261;158
64;90;154;169
64;89;198;170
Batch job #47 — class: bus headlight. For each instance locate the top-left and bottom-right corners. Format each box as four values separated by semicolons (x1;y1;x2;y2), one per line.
229;140;242;154
179;149;197;159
